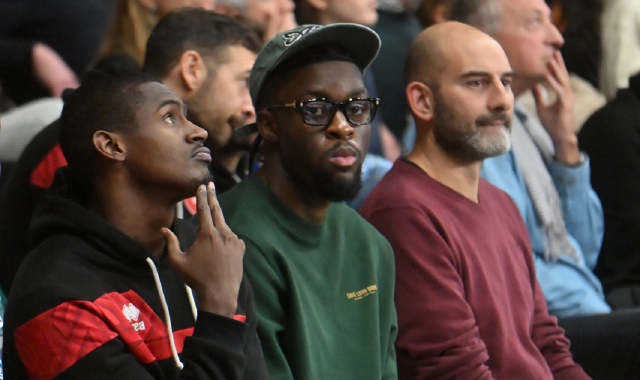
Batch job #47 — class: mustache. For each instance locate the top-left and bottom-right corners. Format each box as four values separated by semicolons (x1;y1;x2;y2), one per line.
475;112;511;128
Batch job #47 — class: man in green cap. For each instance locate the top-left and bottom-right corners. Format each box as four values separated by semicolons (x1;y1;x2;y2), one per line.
221;23;398;380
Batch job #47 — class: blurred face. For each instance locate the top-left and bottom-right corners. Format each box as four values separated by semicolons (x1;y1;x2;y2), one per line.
431;35;514;162
262;60;370;202
121;82;211;198
245;0;296;39
322;0;378;26
188;46;257;149
155;0;217;17
493;0;563;85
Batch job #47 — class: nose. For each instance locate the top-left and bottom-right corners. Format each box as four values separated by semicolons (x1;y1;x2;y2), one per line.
241;89;256;124
487;78;513;113
326;110;355;140
546;19;564;48
186;120;208;143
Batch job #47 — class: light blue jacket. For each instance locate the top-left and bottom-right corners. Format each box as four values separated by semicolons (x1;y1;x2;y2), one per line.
481;140;611;317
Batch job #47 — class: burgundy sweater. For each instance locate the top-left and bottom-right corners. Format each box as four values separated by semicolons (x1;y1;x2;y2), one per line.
361;160;590;380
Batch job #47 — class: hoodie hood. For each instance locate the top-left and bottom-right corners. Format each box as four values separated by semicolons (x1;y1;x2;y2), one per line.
29;168;196;269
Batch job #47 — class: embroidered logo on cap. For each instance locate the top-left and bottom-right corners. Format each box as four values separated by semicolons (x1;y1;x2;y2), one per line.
282;25;320;46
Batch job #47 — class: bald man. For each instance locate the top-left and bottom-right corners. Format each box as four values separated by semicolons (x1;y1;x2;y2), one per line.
361;22;590;380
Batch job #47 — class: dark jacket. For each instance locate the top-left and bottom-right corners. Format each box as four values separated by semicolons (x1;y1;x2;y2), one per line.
2;173;268;379
0;119;63;293
579;73;640;292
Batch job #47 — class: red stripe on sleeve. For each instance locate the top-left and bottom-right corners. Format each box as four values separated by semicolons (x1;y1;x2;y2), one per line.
14;300;118;380
30;145;67;189
14;291;198;379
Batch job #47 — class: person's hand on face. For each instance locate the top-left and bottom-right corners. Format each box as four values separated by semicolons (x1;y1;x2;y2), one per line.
162;182;245;318
532;50;580;165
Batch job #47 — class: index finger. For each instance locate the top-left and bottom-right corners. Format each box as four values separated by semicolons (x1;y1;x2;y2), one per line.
206;182;232;234
196;184;214;229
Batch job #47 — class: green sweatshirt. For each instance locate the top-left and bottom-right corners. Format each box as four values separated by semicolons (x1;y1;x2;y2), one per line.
220;174;398;380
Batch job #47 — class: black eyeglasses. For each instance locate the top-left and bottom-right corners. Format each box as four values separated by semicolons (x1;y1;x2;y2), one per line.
266;97;380;127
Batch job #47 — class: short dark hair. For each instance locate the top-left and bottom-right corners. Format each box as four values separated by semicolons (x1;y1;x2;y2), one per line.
256;44;358;111
143;8;262;78
60;72;161;193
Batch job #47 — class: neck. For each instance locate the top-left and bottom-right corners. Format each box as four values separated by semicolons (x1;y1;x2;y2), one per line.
258;159;330;224
91;175;178;258
406;132;482;203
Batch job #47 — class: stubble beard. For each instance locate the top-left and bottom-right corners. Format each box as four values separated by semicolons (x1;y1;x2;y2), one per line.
433;91;511;163
314;161;364;202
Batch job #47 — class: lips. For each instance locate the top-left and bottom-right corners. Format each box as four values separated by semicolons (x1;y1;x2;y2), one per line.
192;146;212;163
328;145;359;167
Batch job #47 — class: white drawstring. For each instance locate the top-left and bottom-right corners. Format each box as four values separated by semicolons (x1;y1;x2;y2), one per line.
185;285;198;320
175;202;184;219
146;258;184;369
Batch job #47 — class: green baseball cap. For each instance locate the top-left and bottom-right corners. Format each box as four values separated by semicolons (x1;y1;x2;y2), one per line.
236;23;381;138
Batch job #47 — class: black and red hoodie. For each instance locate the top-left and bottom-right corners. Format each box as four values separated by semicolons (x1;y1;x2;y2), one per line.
1;177;268;379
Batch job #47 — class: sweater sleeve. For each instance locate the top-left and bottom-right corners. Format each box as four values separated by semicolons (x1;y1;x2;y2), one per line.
528;258;592;379
366;206;496;380
240;238;295;380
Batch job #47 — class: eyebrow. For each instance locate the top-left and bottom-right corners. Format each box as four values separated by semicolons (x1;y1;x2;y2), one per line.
156;98;186;115
302;87;368;99
459;71;515;79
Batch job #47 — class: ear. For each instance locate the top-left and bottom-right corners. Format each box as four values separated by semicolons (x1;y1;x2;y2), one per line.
256;110;279;144
179;50;208;93
93;131;127;162
306;0;328;11
406;81;435;123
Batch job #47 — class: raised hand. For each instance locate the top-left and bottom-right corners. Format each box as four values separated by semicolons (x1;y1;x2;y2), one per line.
162;182;245;318
532;50;580;165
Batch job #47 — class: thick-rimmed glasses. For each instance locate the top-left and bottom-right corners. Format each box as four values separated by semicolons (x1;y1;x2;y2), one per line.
266;97;380;127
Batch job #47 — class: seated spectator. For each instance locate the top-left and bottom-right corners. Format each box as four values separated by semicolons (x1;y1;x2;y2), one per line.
143;9;262;198
0;0;115;105
361;21;590;380
0;55;140;294
292;0;397;210
517;0;606;133
0;10;262;292
215;0;297;42
2;72;266;379
219;24;398;379
579;72;640;309
450;0;610;318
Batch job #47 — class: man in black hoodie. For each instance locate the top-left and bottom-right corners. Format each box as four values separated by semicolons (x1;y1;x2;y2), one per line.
2;72;268;379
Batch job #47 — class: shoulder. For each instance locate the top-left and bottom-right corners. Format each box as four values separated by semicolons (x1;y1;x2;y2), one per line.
362;160;429;213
